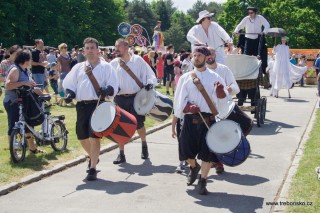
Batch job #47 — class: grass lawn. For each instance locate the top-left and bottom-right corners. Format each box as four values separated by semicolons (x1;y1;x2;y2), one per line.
0;84;171;186
286;110;320;213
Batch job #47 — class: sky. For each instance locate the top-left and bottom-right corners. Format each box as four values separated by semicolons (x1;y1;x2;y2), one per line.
141;0;228;12
171;0;227;12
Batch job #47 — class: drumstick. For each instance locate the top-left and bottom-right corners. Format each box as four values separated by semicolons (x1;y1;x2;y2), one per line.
198;112;210;130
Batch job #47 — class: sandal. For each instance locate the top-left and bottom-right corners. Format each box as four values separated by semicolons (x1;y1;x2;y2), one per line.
29;148;46;154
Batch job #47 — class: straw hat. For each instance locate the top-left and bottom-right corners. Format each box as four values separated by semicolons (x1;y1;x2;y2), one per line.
196;10;214;23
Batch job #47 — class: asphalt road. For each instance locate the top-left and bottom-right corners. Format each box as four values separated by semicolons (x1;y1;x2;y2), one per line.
0;86;317;213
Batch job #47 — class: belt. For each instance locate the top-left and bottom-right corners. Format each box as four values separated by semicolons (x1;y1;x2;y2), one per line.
77;100;99;105
192;115;215;124
118;93;136;97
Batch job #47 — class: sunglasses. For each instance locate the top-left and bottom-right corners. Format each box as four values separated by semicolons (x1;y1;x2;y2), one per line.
206;17;211;20
61;46;67;49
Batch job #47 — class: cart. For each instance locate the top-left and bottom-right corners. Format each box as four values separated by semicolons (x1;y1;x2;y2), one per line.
225;54;267;127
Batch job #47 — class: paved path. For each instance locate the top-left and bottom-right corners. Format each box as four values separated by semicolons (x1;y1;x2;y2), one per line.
0;86;317;213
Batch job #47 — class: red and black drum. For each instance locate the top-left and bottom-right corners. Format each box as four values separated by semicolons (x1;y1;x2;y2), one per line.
90;101;137;144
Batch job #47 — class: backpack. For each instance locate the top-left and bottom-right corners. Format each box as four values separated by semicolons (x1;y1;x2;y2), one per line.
68;53;78;68
19;89;44;126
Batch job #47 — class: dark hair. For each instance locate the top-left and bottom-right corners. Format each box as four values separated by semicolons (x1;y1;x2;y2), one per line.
8;45;21;55
167;44;174;50
14;49;31;65
83;37;99;48
74;45;79;50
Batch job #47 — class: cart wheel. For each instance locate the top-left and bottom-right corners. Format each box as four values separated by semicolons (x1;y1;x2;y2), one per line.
260;97;267;124
255;100;261;127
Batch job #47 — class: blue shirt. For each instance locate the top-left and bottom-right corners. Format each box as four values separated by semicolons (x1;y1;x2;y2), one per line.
315;57;320;69
290;58;296;65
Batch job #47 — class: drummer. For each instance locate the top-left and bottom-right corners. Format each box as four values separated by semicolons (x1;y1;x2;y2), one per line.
174;46;229;195
110;38;157;165
62;37;118;181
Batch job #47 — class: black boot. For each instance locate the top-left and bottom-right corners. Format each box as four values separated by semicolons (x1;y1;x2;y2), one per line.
141;146;149;159
113;154;126;164
198;177;208;195
187;162;200;186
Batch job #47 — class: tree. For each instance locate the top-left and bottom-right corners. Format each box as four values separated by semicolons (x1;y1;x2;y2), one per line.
163;23;190;51
150;0;176;31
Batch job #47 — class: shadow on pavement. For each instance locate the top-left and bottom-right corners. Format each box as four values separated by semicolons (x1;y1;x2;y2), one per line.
186;191;264;213
250;119;299;136
248;153;265;159
76;179;147;195
209;172;269;186
284;98;309;103
118;159;176;176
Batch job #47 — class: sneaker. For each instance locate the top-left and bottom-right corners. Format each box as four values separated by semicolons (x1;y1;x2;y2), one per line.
86;168;97;181
113;154;126;164
141;146;149;159
214;162;225;174
197;178;208;195
187;162;201;186
176;163;184;173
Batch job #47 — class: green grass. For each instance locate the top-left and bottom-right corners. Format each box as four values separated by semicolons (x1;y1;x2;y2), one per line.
0;85;169;186
286;110;320;213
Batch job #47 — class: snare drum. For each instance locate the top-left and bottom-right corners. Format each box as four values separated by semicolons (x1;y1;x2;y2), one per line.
148;91;173;121
134;88;156;115
206;120;250;167
90;102;137;144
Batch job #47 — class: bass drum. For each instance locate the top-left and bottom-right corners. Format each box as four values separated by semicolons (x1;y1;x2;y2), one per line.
148;91;173;121
206;120;250;167
133;88;156;115
90;101;137;144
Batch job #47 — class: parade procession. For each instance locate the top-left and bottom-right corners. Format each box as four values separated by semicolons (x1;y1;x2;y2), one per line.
0;1;319;212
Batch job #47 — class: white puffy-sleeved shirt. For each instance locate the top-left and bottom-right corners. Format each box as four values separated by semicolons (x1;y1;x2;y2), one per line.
62;60;119;101
174;68;229;119
208;63;240;96
110;54;157;95
187;22;232;64
234;15;270;39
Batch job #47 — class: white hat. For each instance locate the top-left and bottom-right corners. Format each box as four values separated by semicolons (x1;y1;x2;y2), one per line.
196;10;214;23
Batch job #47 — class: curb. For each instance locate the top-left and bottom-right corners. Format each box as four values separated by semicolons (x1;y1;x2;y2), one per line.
0;121;172;196
271;99;318;213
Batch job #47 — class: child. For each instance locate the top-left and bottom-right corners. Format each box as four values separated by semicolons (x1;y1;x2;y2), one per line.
48;62;59;104
181;63;189;74
172;116;188;173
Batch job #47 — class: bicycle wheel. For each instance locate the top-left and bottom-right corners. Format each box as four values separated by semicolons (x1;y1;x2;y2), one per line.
50;120;68;152
9;128;27;163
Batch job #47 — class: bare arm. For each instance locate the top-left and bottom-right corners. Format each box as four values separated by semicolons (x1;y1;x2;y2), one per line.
5;68;35;90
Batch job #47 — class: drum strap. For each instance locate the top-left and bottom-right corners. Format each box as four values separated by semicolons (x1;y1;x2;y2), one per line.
119;59;144;89
190;72;218;116
84;64;102;98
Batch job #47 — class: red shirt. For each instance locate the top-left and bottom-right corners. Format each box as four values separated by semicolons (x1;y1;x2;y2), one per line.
143;54;150;66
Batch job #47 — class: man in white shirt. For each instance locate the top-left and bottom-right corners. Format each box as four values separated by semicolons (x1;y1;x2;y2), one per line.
110;38;157;165
174;46;229;195
63;37;119;181
234;6;270;56
187;10;232;64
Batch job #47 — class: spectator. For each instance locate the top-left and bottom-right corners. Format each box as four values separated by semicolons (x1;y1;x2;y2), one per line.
164;44;175;95
156;51;164;85
31;39;48;90
48;62;59;104
298;55;307;87
314;51;320;76
47;48;57;64
77;48;86;63
0;45;21;83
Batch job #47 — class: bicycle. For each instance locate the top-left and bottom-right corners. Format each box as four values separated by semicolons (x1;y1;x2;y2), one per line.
9;87;68;163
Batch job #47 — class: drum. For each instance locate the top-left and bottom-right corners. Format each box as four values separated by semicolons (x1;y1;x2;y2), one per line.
134;88;156;115
90;102;137;144
148;91;173;121
206;120;250;167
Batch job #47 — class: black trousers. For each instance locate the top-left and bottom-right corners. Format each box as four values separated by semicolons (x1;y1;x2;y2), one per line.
244;38;259;56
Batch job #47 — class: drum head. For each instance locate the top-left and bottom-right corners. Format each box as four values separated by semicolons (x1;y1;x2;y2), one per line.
217;100;235;119
134;88;156;115
91;102;116;133
206;120;241;154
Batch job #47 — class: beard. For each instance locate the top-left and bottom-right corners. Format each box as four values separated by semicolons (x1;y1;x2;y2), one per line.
206;57;215;65
193;59;206;68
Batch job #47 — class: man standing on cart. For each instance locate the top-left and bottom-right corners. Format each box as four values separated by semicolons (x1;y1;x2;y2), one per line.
233;6;270;108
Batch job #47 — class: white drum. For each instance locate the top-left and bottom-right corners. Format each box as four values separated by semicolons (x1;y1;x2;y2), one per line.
206;120;241;154
149;91;173;121
90;102;116;133
216;100;235;119
133;88;156;115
